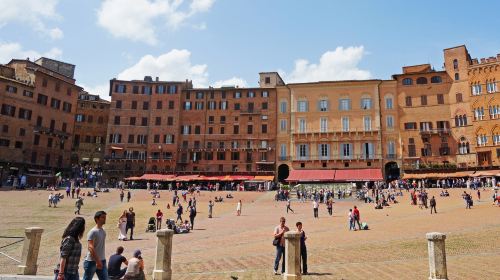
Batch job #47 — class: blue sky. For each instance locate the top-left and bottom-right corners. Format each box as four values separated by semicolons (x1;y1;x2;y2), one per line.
1;0;500;100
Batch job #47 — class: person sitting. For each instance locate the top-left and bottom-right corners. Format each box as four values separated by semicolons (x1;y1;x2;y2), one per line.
227;193;233;198
108;246;128;280
123;249;145;280
374;203;383;209
444;190;449;196
151;198;157;206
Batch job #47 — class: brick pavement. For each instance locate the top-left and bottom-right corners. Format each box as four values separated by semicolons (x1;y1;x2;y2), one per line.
0;188;499;279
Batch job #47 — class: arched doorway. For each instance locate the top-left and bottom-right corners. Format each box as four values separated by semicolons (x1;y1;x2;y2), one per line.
385;162;400;181
277;164;290;182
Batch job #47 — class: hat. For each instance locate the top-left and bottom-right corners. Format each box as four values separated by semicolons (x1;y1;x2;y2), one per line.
133;249;142;258
94;210;107;219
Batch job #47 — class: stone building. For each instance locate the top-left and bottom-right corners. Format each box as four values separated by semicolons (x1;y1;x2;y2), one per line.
0;58;81;175
72;91;111;166
275;78;401;181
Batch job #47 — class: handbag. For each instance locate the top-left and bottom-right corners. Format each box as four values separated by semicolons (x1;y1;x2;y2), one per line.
272;237;280;246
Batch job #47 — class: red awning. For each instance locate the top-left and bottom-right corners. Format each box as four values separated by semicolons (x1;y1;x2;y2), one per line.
140;174;175;181
175;175;201;181
286;170;336;182
334;169;383;181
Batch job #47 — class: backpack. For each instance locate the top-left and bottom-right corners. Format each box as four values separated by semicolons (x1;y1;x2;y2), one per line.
361;222;369;230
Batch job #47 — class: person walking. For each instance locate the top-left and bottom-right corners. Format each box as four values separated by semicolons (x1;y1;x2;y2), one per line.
188;206;197;230
74;197;84;215
56;217;85;280
108;246;128;280
127;190;131;202
296;222;308;275
348;209;355;231
273;217;289;275
82;211;108;280
176;204;183;223
477;189;481;201
430;196;437;214
208;200;214;218
156;209;163;230
326;198;333;216
120;190;124;202
126;207;135;240
353;206;362;230
236;200;242;216
286;198;294;213
313;199;319;218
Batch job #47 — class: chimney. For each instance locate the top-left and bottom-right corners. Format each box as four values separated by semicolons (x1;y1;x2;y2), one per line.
155;77;159;82
497;54;500;60
472;58;478;65
480;58;486;63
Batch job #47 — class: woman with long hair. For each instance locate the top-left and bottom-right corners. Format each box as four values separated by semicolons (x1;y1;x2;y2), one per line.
118;210;128;241
56;217;85;280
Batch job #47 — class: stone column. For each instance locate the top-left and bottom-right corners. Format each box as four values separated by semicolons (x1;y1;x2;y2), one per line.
152;229;174;280
283;231;301;280
18;227;44;275
426;232;448;280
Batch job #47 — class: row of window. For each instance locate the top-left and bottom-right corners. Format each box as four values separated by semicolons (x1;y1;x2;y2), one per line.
181;124;269;135
179;140;269;150
405;94;445;106
472;106;499;120
477;134;500;146
403;121;450;131
185;91;269;99
279;97;395;113
75;114;105;124
36;93;73;112
115;100;175;110
287;142;395;160
5;82;72;97
291;115;394;133
183;101;269;111
73;135;103;146
112;116;174;126
471;81;497;95
1;104;32;120
114;84;178;94
402;76;443;86
178;151;269;162
109;134;175;144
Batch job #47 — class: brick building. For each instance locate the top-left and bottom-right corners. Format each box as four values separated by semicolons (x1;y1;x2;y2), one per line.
104;76;192;179
72;91;111;166
0;58;81;179
176;74;278;175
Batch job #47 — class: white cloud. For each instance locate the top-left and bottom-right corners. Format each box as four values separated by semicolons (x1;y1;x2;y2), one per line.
118;49;209;87
0;0;63;39
97;0;215;44
212;77;248;88
285;46;371;83
0;42;62;64
81;83;111;101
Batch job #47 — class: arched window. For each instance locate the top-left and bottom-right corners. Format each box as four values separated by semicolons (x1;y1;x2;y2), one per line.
430;76;442;83
416;77;428;84
453;59;458;70
402;78;413;85
459;137;469;154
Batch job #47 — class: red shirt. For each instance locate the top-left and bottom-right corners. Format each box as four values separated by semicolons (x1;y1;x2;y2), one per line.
156;211;163;219
353;208;360;219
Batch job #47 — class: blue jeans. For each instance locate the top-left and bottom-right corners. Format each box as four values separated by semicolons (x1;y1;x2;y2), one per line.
83;259;108;280
274;245;285;273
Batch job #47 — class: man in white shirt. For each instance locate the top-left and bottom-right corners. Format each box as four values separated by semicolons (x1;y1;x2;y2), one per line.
313;200;319;218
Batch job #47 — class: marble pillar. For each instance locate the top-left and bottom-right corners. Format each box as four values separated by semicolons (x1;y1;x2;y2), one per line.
18;227;43;275
152;229;174;280
283;231;301;280
426;232;448;280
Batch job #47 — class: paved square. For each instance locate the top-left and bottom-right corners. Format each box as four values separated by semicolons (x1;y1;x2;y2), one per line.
0;188;499;279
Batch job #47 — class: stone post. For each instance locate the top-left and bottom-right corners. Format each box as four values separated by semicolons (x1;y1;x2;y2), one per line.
18;227;44;275
283;231;301;280
152;229;174;280
426;232;448;280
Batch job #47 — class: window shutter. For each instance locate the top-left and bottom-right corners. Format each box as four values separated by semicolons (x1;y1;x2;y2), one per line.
305;145;309;159
349;144;353;159
305;101;309;112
